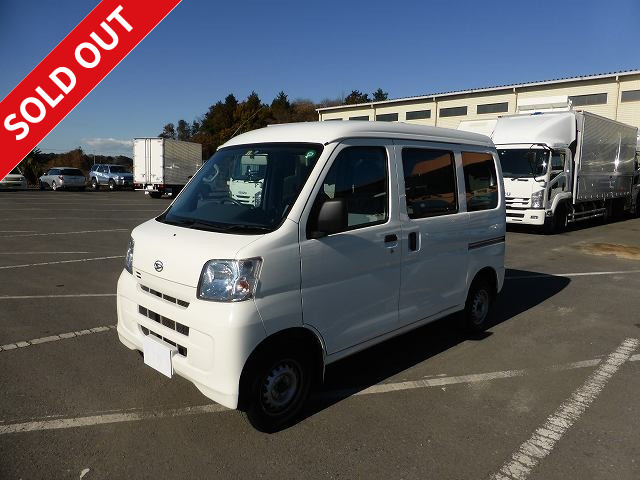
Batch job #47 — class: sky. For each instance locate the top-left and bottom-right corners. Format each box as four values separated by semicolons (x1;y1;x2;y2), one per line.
1;0;638;156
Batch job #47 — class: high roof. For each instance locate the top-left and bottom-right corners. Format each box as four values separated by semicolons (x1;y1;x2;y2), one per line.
317;69;640;112
222;121;494;149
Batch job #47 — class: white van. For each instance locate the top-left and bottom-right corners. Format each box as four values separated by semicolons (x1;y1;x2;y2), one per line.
117;122;506;431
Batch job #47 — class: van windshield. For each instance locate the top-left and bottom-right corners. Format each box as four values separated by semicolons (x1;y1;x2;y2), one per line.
158;143;323;233
498;149;549;178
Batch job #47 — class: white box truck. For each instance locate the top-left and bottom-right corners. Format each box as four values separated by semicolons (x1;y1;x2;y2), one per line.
133;138;202;198
460;110;639;233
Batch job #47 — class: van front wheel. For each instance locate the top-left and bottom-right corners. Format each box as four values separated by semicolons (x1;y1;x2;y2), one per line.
463;278;493;332
241;349;312;433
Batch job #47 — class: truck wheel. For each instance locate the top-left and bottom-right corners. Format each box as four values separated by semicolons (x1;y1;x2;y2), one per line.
463;277;494;333
108;179;116;191
544;203;567;234
241;347;312;433
148;192;162;199
91;178;99;190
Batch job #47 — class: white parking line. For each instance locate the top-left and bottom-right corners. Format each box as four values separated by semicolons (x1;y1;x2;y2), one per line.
506;270;640;279
0;325;116;352
0;256;124;270
0;404;227;435
0;231;35;233
491;338;639;480
0;217;154;221
0;251;90;255
0;294;115;300
0;209;161;212
0;229;128;238
1;347;639;433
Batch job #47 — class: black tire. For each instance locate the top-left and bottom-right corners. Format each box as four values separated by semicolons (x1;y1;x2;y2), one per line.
108;179;116;191
148;192;162;199
544;203;568;234
91;178;99;190
463;277;494;333
241;347;312;433
635;193;640;218
39;182;45;191
79;187;86;192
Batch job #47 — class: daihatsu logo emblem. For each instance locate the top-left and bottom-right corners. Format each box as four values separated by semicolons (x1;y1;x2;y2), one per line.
154;260;164;272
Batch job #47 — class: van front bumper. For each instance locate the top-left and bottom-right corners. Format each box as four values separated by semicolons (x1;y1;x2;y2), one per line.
505;208;545;226
116;270;266;409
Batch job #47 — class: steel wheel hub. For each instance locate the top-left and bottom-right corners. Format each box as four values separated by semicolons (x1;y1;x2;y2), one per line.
471;289;489;325
261;361;300;413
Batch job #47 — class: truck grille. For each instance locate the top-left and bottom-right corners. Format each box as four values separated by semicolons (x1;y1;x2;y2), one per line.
140;284;189;308
505;197;530;208
138;305;190;336
140;326;187;357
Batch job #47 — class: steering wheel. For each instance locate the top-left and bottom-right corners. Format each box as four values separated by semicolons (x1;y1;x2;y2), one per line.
221;197;245;206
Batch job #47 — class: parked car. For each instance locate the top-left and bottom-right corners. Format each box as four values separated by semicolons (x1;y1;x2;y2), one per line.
116;122;506;432
0;166;28;190
89;164;134;190
39;167;86;191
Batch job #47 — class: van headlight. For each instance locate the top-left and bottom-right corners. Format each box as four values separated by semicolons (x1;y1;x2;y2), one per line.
198;258;262;302
124;237;134;274
531;190;544;209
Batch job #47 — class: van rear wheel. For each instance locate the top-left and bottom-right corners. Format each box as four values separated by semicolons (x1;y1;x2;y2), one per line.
241;348;312;433
463;278;494;332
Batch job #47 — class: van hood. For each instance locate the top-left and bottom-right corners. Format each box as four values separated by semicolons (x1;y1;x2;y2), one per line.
131;219;262;287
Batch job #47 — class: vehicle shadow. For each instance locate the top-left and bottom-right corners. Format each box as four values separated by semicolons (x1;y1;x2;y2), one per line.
298;268;571;426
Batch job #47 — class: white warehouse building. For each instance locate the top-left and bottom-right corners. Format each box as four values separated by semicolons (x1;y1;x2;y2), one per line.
317;69;640;130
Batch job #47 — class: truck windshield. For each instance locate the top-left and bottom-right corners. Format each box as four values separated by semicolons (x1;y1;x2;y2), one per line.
158;143;323;233
498;149;549;178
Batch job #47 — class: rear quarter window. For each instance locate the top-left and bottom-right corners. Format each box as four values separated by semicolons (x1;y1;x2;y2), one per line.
461;152;499;212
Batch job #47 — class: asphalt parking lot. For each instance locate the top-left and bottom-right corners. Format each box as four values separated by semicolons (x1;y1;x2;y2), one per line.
0;190;639;480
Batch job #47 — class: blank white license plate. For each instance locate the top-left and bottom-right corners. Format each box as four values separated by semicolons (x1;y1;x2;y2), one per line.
142;335;177;378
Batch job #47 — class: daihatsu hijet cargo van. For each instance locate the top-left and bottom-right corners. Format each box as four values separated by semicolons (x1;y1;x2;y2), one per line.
117;122;506;431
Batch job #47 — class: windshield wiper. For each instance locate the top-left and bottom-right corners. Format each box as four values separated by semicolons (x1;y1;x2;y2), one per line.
220;224;273;233
162;218;230;232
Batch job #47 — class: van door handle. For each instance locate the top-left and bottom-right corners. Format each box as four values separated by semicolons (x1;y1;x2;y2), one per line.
384;234;398;243
408;232;418;251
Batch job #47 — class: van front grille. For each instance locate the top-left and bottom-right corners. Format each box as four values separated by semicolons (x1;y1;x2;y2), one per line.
140;284;189;308
138;305;190;336
140;326;187;357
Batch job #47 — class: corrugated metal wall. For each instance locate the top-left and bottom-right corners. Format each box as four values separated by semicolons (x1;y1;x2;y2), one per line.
320;74;640;131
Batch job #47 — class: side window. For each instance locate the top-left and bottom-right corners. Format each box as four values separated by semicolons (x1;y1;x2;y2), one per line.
316;146;388;232
551;152;565;172
402;148;457;218
461;152;499;212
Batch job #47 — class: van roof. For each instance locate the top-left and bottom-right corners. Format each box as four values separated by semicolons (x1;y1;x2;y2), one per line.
222;121;494;149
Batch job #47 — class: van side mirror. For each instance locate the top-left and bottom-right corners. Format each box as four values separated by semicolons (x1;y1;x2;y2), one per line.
308;198;347;239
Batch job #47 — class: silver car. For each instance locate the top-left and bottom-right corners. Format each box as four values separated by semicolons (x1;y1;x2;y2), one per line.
39;167;86;191
0;166;28;190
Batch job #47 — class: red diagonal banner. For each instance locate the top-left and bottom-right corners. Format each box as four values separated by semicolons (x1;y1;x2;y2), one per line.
0;0;181;181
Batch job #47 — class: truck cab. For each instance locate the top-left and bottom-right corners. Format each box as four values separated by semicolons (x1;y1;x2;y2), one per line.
228;154;267;206
498;144;572;228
